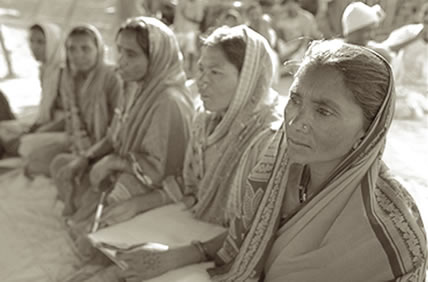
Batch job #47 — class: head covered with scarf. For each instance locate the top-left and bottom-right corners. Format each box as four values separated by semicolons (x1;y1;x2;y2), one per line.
184;25;282;225
210;40;427;281
30;22;65;124
111;16;192;156
61;24;120;153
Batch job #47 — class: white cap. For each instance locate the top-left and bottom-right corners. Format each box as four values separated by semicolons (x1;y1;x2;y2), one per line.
342;2;385;36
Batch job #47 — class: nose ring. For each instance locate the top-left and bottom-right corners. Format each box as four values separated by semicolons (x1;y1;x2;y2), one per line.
302;124;308;130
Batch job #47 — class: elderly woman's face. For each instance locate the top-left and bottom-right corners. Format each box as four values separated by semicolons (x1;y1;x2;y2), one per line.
67;34;98;72
196;46;239;112
285;66;366;166
116;30;149;82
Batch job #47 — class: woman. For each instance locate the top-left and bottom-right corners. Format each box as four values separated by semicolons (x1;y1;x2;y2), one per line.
94;24;281;229
57;17;193;227
28;23;65;132
180;25;281;226
50;24;121;215
0;23;65;163
116;40;426;281
68;24;282;282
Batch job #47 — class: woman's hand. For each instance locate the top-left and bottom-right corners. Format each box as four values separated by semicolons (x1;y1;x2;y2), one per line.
117;246;179;281
100;198;139;227
57;156;89;183
89;155;124;189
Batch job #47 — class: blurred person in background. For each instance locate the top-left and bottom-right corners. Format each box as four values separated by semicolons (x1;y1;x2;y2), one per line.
173;0;205;77
0;23;65;163
219;8;242;27
383;2;428;119
272;0;322;63
341;1;392;62
50;24;121;214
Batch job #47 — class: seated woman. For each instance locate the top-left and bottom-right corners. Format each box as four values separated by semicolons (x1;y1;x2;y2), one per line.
100;24;282;227
55;17;194;227
115;40;427;281
67;24;282;282
27;23;65;132
0;23;64;163
50;24;121;214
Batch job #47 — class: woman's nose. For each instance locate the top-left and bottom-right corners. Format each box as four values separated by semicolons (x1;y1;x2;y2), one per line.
288;107;310;132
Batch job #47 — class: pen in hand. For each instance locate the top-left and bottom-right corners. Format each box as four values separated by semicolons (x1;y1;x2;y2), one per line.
92;191;107;233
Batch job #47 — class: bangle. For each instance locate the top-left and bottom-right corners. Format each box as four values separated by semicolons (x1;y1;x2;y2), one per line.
191;240;210;262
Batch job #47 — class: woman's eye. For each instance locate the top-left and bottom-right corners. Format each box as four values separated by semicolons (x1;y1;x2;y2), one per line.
317;107;332;116
289;94;301;105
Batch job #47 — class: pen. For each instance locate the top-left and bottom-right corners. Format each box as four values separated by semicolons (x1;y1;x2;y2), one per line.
91;191;107;233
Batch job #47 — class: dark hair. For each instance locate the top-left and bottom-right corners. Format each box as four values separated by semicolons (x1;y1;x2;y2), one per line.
117;19;150;58
202;26;246;72
68;27;98;47
30;24;44;35
298;40;390;130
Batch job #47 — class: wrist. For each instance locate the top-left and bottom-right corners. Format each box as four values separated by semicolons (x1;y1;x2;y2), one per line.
191;240;210;263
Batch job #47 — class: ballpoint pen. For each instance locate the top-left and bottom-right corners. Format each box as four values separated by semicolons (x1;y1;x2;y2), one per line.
91;191;107;233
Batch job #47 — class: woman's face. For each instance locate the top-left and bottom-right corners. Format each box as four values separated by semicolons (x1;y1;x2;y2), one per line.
196;46;240;113
116;29;149;82
285;66;366;167
29;29;46;62
66;34;98;72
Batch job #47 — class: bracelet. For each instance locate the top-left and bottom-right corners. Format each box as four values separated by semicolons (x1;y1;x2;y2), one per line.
191;240;210;262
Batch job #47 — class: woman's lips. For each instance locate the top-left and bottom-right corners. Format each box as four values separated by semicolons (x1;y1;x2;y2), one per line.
287;137;311;148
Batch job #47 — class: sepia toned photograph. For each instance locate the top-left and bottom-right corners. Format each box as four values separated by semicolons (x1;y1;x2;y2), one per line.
0;0;427;281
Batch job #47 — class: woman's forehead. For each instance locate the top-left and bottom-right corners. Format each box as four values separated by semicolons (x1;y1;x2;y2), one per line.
116;30;141;50
292;66;357;108
199;47;228;65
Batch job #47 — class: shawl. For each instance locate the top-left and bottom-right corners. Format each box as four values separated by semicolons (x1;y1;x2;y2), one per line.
210;47;427;281
60;24;120;154
35;22;65;124
184;25;282;226
109;17;193;180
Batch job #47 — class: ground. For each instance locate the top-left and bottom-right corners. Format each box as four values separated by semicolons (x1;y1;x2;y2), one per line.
1;24;428;227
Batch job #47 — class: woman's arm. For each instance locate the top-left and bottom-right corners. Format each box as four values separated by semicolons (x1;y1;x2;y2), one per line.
117;232;228;280
34;118;65;133
83;137;114;163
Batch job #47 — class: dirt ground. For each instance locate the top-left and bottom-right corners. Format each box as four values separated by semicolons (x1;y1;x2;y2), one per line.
1;25;428;226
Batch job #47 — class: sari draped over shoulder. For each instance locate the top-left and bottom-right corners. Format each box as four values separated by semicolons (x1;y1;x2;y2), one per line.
36;22;65;124
183;26;282;226
210;49;427;281
108;17;193;190
60;24;120;154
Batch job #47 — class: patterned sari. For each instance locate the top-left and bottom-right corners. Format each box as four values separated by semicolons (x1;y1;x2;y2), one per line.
209;48;427;281
183;26;282;226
